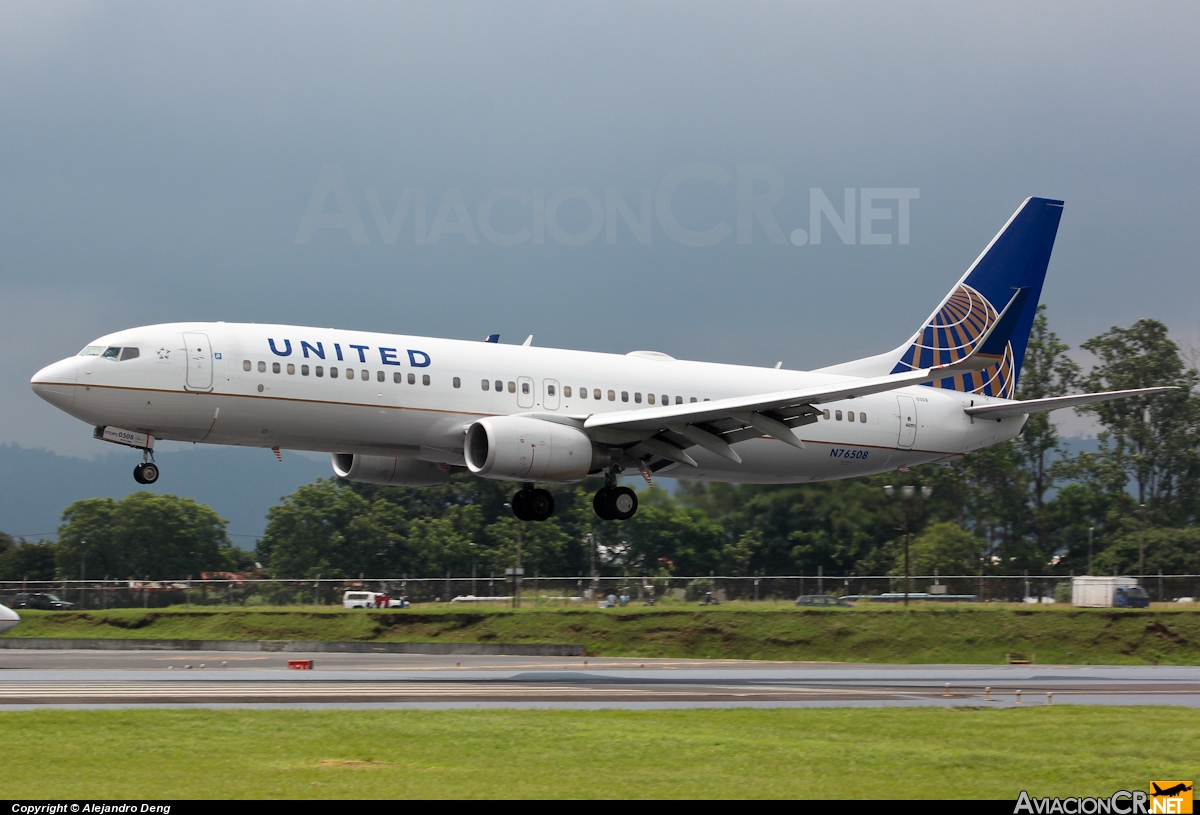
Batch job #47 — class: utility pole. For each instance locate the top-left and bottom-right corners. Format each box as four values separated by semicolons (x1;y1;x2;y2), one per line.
1087;527;1094;575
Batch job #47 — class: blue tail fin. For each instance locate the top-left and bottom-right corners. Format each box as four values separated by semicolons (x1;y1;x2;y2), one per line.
889;197;1064;398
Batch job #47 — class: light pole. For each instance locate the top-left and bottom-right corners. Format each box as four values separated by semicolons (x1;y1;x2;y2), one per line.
504;503;523;609
884;484;933;606
469;542;477;598
1138;503;1146;585
587;533;598;597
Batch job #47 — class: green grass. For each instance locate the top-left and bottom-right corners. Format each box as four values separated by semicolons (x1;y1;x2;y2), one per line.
0;707;1194;798
6;605;1200;664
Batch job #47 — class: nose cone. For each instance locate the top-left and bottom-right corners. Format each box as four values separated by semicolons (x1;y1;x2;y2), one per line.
0;603;18;634
31;357;78;411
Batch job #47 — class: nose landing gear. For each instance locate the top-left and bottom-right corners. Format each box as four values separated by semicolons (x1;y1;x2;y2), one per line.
133;449;159;484
133;461;159;484
510;485;555;521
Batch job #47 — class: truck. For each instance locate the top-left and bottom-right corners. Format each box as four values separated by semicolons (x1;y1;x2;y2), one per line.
1071;576;1150;608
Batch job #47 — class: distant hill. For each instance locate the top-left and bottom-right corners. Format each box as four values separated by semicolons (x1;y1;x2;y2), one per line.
0;444;330;549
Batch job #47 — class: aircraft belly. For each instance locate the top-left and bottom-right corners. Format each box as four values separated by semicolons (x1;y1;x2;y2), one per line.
201;394;460;458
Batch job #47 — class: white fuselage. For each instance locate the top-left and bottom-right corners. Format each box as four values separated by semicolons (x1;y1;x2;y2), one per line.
0;604;18;634
31;322;1026;484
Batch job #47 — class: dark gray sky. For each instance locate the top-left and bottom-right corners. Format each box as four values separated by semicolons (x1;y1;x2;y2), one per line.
4;1;1199;456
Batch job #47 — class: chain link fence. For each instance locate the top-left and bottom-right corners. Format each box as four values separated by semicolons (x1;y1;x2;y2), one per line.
3;573;1199;610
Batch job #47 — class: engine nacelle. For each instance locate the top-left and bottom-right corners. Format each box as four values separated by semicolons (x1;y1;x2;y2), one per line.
332;454;451;487
465;416;600;483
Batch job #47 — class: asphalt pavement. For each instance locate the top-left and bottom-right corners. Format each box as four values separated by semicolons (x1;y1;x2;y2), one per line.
1;649;1198;709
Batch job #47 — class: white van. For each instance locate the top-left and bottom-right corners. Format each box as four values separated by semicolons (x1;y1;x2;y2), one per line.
342;591;408;609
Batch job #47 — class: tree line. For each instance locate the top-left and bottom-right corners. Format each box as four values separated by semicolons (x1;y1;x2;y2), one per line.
4;309;1199;583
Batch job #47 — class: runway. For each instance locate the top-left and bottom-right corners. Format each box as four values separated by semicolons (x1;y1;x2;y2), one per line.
1;650;1198;709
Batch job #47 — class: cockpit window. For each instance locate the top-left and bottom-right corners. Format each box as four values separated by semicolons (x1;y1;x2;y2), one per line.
101;347;121;360
79;346;104;356
119;347;140;361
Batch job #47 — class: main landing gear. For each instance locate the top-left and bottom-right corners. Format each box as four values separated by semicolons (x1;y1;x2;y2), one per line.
508;468;641;523
593;467;638;521
133;450;159;484
510;486;555;522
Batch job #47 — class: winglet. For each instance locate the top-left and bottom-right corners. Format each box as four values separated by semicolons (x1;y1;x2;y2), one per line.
484;334;499;343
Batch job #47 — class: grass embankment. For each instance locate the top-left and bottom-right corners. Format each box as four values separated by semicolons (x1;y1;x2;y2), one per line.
1;707;1195;798
6;605;1200;663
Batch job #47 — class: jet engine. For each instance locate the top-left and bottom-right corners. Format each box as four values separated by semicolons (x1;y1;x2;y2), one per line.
465;416;602;482
331;454;451;487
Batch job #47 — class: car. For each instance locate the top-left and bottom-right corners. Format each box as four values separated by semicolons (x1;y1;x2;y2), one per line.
795;595;854;607
11;592;76;610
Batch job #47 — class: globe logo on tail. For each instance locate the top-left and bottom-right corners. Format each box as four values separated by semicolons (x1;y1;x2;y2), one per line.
891;284;1016;398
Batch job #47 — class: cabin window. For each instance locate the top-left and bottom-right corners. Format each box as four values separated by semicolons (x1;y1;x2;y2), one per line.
361;369;368;381
377;370;385;383
607;390;616;401
120;347;140;361
258;361;266;373
646;393;654;405
822;409;830;420
395;372;403;384
243;360;251;371
579;387;587;399
422;374;431;386
847;411;855;422
453;377;461;388
346;368;355;380
860;412;867;423
634;392;642;403
690;397;697;403
272;362;281;374
302;365;310;376
563;386;572;398
621;391;629;402
287;363;295;375
594;389;602;400
508;381;516;393
315;366;324;377
495;380;503;392
676;396;682;404
522;382;530;395
330;367;339;378
547;384;556;396
835;410;842;421
409;373;417;385
481;379;490;391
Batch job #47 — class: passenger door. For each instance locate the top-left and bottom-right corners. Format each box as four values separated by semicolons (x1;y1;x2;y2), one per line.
896;394;918;449
182;332;213;391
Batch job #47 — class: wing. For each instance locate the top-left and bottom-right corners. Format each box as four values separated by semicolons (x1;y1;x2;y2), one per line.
583;290;1029;467
963;387;1177;421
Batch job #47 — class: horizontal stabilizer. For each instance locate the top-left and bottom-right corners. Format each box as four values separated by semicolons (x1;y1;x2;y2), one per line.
963;387;1177;420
